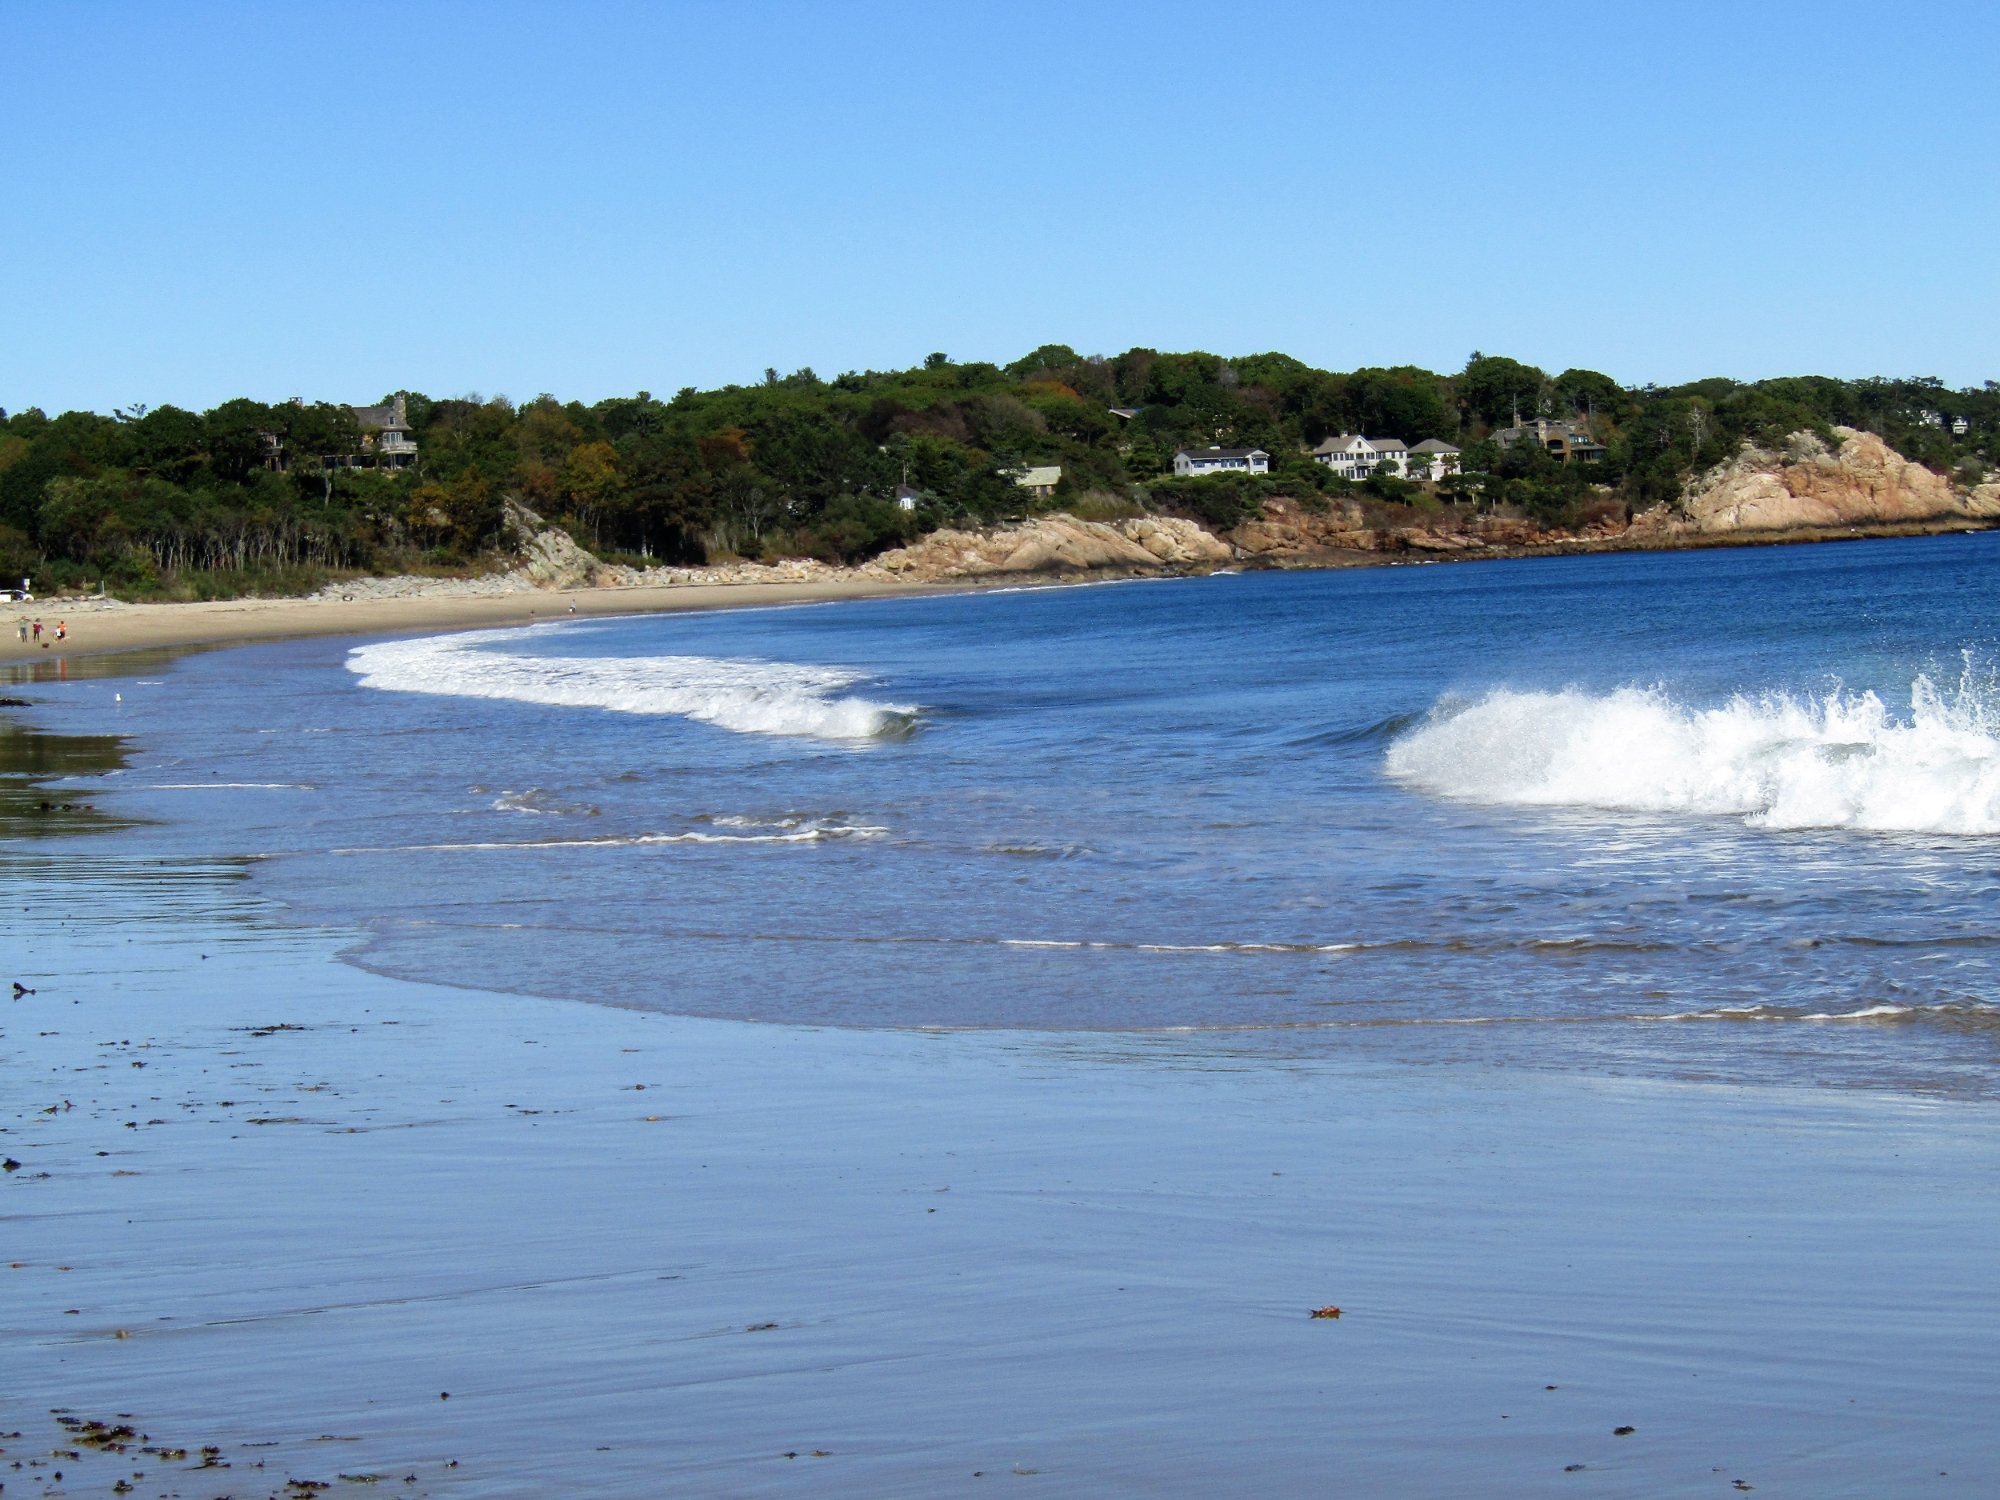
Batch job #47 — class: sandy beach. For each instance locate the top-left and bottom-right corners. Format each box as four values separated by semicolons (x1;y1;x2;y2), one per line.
5;510;1993;667
1;576;939;663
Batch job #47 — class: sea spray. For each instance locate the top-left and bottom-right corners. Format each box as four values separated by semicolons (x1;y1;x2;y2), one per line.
1385;670;2000;834
347;628;916;743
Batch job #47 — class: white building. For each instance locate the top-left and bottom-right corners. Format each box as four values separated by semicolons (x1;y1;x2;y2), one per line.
1311;434;1412;481
893;484;924;513
1013;465;1063;500
1173;446;1270;477
1409;439;1462;481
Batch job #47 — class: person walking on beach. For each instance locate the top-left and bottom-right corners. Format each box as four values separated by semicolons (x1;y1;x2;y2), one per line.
54;621;66;643
31;619;41;643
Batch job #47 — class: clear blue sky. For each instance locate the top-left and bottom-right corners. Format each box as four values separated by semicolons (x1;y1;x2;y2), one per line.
5;0;1994;415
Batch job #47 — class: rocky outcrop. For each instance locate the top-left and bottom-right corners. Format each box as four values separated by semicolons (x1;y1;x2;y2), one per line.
1119;515;1238;566
1228;497;1377;556
515;526;604;589
1643;428;1985;535
1392;527;1486;553
865;513;1232;580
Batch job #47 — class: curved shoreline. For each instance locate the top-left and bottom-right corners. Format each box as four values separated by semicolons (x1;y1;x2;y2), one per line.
0;575;959;663
3;514;1992;665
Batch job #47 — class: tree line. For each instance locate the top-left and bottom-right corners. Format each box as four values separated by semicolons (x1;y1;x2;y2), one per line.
2;349;1994;597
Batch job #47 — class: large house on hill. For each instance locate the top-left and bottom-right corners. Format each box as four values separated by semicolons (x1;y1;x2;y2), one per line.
259;394;419;474
1495;417;1605;464
1173;446;1269;477
1312;434;1403;481
345;395;419;470
1312;434;1463;483
1410;439;1462;481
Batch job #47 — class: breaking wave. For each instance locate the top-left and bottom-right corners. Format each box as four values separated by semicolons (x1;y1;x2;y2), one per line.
1385;670;2000;834
347;629;915;742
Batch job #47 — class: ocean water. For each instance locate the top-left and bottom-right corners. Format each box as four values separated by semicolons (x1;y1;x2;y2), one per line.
47;533;2000;1095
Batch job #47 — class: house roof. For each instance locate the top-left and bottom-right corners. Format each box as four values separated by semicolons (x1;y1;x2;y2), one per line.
1498;418;1592;439
351;395;409;432
1108;407;1142;419
1176;447;1269;461
1315;435;1415;455
1013;465;1063;487
1410;439;1461;453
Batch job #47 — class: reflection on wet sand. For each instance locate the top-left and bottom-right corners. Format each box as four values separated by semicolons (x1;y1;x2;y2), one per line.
0;716;134;839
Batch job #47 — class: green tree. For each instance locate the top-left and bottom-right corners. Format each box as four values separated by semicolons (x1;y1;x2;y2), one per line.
1459;353;1548;429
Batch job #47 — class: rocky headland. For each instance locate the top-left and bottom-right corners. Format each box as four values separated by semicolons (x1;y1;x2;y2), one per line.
1637;427;2000;536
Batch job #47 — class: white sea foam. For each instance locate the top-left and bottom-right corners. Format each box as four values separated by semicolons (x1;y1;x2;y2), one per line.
1386;670;2000;834
332;822;887;854
347;629;915;742
1649;1001;2000;1027
146;788;316;800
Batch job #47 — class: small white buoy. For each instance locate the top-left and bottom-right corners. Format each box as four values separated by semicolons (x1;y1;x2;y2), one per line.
114;692;122;703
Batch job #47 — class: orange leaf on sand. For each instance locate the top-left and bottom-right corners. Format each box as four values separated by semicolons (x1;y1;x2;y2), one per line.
1309;1306;1342;1319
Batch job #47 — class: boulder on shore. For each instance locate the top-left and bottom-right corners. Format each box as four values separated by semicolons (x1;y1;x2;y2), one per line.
516;525;603;589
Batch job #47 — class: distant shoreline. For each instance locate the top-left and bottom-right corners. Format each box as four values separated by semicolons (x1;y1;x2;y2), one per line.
2;514;1991;665
0;575;957;663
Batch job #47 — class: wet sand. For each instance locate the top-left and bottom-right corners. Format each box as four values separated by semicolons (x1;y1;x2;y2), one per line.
8;855;1999;1497
6;651;2000;1497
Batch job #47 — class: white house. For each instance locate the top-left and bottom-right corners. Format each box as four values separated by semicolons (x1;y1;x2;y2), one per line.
1409;439;1462;481
1951;416;1971;436
1369;436;1409;475
1013;465;1063;500
1311;434;1410;481
893;484;924;513
1173;446;1270;477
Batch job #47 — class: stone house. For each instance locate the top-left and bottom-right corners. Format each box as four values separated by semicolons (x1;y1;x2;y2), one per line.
1494;417;1606;464
347;395;419;469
